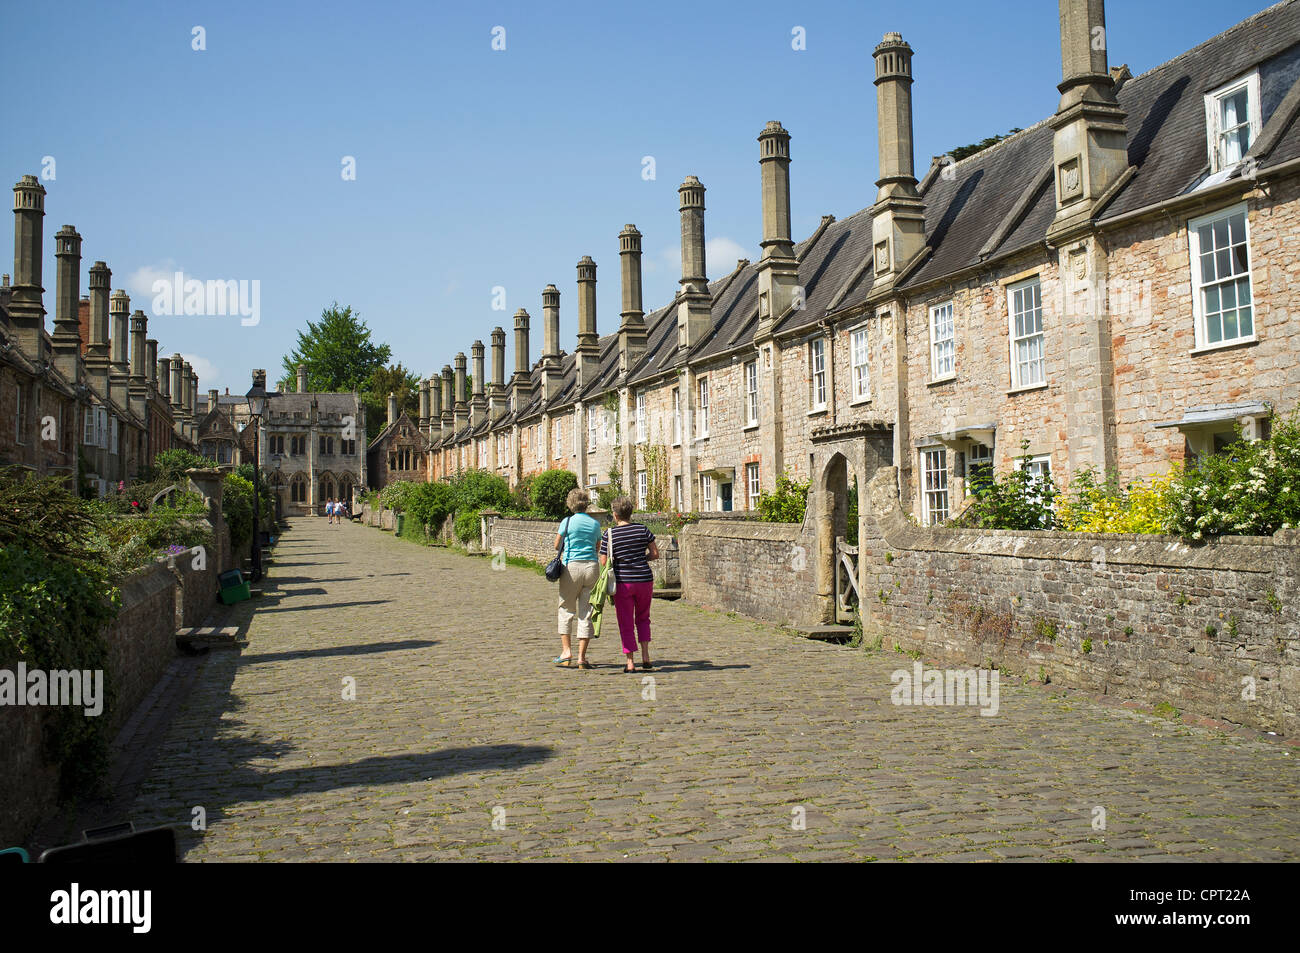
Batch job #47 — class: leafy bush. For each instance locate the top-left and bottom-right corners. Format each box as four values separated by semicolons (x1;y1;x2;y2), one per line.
758;470;810;523
530;469;578;519
953;441;1057;530
153;448;211;483
596;469;623;511
405;481;456;532
454;506;483;544
1168;413;1300;540
448;469;510;513
509;474;535;513
0;468;120;797
1055;466;1177;534
379;480;422;514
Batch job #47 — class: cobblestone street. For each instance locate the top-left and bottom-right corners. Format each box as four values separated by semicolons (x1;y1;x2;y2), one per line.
122;518;1298;861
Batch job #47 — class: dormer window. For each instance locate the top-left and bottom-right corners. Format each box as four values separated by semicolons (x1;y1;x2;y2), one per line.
1205;72;1260;172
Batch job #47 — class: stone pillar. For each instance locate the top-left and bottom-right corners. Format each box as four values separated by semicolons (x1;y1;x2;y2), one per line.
86;262;112;398
387;392;399;427
471;340;487;426
542;284;560;367
8;175;47;356
454;352;468;429
429;375;443;438
489;327;507;420
146;340;159;388
129;311;149;422
418;379;431;432
618;225;647;378
1047;0;1128;241
676;176;711;356
511;309;534;409
575;257;600;390
756;122;801;336
869;33;926;295
297;364;308;393
440;364;454;437
52;225;83;381
158;356;172;401
109;290;131;410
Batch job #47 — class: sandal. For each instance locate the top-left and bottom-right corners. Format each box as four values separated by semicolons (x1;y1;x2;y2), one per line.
623;662;637;673
641;662;654;671
578;660;594;670
554;655;574;667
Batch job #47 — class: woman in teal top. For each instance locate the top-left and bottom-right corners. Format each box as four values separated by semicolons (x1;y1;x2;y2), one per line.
553;488;603;668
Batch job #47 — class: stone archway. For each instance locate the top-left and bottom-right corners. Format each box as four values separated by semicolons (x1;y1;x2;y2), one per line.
809;424;894;624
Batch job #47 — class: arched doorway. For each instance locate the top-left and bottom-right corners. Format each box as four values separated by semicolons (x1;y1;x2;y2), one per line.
817;453;856;624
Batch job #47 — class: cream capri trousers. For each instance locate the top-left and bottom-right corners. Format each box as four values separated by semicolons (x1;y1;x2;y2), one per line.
558;559;600;639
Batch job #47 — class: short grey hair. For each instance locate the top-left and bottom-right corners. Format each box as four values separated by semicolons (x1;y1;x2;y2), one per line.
566;487;591;512
611;495;634;521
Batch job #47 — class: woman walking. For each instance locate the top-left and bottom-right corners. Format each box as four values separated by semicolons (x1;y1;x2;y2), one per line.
554;488;602;669
599;496;659;673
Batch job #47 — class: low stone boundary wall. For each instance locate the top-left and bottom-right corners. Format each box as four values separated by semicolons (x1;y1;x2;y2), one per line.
858;468;1298;735
678;519;817;627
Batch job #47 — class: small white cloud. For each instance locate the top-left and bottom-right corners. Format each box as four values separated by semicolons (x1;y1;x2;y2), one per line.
126;260;180;303
178;353;219;388
706;237;751;272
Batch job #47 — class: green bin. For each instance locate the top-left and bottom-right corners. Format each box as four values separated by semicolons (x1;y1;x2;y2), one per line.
219;581;251;604
395;514;405;535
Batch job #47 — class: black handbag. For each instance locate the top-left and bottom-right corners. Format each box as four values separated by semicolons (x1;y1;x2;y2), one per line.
545;517;570;582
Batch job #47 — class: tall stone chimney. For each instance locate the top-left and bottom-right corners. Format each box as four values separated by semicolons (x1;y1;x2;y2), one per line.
489;327;507;419
109;290;131;410
297;363;308;393
542;284;560;368
146;339;158;389
756;122;800;337
129;310;149;421
575;257;601;390
208;388;219;412
158;356;172;402
418;379;431;432
387;391;399;427
429;375;443;438
52;225;83;381
511;308;534;408
85;262;112;398
170;353;185;419
440;364;454;437
676;176;711;356
8;175;47;356
453;352;468;429
618;225;647;378
1047;0;1128;241
869;33;926;296
470;340;487;426
183;363;196;427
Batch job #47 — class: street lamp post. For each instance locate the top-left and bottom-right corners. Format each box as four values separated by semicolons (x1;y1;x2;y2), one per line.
245;377;278;582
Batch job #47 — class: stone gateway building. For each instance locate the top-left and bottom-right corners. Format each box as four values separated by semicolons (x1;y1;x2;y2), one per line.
402;1;1299;530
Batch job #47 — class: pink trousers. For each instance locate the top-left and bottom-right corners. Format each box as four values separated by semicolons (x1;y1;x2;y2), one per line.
612;581;653;655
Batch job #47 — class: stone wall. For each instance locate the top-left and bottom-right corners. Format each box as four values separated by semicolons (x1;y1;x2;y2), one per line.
484;512;681;588
0;561;181;847
858;467;1298;735
678;518;818;627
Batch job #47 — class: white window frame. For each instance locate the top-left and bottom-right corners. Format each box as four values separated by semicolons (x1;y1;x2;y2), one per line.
746;462;760;510
745;360;758;427
588;404;597;450
1204;71;1261;173
699;473;713;511
535;424;542;463
672;388;681;445
637;469;647;509
83;408;95;446
1007;277;1045;390
110;416;118;456
674;475;683;510
809;338;826;410
1188;202;1255;350
921;448;949;526
1013;453;1053;516
929;300;955;379
851;326;870;400
636;392;646;444
697;378;709;437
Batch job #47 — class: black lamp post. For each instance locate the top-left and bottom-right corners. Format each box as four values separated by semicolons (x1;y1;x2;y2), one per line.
245;378;277;582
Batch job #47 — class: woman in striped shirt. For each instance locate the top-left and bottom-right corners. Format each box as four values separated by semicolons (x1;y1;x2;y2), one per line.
598;495;659;673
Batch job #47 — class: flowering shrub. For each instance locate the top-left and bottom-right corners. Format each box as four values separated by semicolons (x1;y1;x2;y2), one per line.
953;441;1058;530
1167;413;1300;540
758;470;810;523
1055;467;1178;534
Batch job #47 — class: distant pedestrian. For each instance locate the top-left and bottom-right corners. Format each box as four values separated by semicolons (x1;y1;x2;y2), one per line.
553;488;602;669
326;498;336;524
599;495;658;672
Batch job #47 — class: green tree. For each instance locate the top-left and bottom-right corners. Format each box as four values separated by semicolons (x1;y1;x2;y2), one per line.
362;363;421;434
278;303;391;394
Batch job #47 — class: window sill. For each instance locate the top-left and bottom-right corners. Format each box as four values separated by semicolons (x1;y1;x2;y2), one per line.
1190;336;1257;356
743;423;760;432
927;374;957;387
849;395;872;407
1006;382;1049;396
807;406;828;417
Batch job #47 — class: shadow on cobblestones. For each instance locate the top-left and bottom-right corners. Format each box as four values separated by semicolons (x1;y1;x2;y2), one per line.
238;640;439;666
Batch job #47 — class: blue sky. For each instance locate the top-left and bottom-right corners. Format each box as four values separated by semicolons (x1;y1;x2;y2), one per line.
0;0;1274;395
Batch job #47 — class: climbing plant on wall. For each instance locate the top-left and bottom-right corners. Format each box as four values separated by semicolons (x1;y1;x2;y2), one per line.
638;443;671;513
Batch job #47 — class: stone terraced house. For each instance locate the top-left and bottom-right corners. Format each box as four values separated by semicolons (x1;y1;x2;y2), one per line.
410;0;1299;527
1;176;202;493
